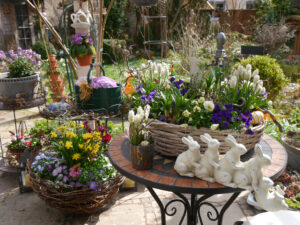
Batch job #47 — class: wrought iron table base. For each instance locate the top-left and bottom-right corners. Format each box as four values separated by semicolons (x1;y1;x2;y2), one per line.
147;187;241;225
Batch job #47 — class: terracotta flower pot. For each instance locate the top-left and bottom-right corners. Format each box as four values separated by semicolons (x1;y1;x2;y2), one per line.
130;143;154;170
77;54;92;66
49;72;60;80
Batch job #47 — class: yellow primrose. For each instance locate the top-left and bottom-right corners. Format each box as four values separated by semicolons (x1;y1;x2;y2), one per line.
51;132;58;138
91;150;98;155
198;97;205;104
66;131;76;139
80;124;84;128
72;153;81;160
182;110;190;118
71;122;76;127
94;144;100;151
65;141;73;149
78;144;84;149
57;125;68;132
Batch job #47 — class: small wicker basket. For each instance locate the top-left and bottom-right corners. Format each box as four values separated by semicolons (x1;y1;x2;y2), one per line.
29;170;124;214
149;120;265;157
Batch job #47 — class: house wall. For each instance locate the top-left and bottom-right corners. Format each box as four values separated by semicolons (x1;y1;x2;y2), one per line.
0;4;18;51
43;0;63;27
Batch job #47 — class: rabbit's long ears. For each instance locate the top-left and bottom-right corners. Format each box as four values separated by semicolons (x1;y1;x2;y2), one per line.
254;144;263;156
225;135;237;147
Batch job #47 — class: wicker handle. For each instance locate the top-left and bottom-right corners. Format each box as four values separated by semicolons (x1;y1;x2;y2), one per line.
87;63;106;84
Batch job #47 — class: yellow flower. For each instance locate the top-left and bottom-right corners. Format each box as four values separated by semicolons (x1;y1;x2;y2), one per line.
91;150;98;155
51;132;57;138
71;122;76;127
83;133;93;140
72;153;81;160
66;131;76;139
182;110;190;118
80;124;84;128
65;141;73;149
87;145;92;151
78;144;84;149
198;97;205;104
57;125;68;132
94;144;100;151
211;124;219;130
193;106;201;113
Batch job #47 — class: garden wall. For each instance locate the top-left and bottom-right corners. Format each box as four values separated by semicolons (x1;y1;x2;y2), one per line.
219;9;258;35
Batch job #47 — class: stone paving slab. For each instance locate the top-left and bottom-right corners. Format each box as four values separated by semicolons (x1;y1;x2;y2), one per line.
0;108;259;225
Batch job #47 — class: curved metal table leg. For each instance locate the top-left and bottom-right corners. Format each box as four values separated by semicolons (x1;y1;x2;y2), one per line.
147;186;241;225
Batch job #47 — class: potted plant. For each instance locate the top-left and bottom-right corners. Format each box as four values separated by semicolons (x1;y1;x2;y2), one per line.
124;62;272;156
0;48;41;105
29;122;123;214
128;105;154;170
282;131;300;172
70;33;96;66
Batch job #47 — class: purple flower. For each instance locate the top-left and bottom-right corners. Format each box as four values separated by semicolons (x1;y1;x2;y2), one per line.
75;181;81;187
52;166;62;176
214;104;221;113
223;121;229;129
98;170;104;174
69;182;75;187
159;115;165;121
240;113;248;123
89;181;98;191
141;94;148;105
90;76;117;89
235;116;240;121
136;83;144;94
58;174;63;179
173;81;181;89
63;176;69;183
181;89;187;96
245;129;254;135
225;104;233;112
47;165;52;171
169;77;175;83
244;110;252;117
263;92;268;100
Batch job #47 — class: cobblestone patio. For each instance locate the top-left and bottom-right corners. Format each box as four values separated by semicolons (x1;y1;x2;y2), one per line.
0;108;259;225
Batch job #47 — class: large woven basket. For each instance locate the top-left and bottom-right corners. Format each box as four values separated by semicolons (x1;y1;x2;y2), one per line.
149;120;265;157
29;170;124;214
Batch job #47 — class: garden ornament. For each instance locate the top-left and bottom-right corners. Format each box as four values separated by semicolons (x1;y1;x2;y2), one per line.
254;177;288;212
215;32;227;66
194;134;220;182
214;135;246;188
174;136;201;177
71;9;90;33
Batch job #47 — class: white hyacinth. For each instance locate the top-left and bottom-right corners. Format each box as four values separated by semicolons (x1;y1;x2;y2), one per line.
141;140;150;147
229;76;237;88
128;110;134;123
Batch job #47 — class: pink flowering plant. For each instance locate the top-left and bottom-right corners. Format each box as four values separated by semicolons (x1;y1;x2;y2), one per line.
70;33;96;58
0;48;41;77
31;122;116;191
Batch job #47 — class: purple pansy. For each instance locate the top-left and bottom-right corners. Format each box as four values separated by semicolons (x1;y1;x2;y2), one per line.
245;129;254;135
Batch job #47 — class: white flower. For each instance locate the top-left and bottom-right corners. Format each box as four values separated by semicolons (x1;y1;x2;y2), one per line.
258;80;264;87
204;101;215;111
229;76;237;88
260;87;266;95
134;114;143;124
246;64;252;72
137;106;144;116
144;105;151;120
183;110;191;118
180;124;188;128
193;106;201;112
233;69;239;79
244;70;251;81
250;105;254;109
268;101;273;107
141;140;150;146
253;74;260;84
191;100;198;105
211;124;219;130
128;110;135;123
188;118;193;122
198;97;205;104
252;69;259;77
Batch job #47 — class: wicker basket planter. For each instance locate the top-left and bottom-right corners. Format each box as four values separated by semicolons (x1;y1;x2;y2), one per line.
149;120;266;157
29;171;124;214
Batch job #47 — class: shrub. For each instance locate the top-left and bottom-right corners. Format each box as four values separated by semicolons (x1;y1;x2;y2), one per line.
103;39;126;64
32;40;56;60
235;56;287;100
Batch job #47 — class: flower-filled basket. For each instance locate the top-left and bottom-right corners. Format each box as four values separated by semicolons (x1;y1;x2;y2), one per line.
75;64;121;113
29;123;124;214
124;62;273;157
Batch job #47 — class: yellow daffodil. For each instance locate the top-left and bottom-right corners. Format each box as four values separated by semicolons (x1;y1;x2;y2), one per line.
72;153;81;160
71;122;76;127
51;132;58;138
94;144;100;151
65;141;73;149
78;144;84;149
66;131;76;139
91;150;98;155
83;133;93;140
87;145;92;151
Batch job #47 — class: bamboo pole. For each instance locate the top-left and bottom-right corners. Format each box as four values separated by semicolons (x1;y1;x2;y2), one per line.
96;0;104;76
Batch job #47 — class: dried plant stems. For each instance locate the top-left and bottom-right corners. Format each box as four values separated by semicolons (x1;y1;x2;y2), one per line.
25;0;78;80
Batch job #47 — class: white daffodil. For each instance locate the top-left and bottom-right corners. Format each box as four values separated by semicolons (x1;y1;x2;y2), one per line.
198;97;205;104
204;101;215;111
211;124;219;130
128;110;135;123
193;106;201;112
229;76;237;88
183;110;191;118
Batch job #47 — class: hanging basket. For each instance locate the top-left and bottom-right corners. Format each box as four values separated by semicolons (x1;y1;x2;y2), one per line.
29;168;124;214
149;120;266;157
131;0;158;7
75;64;122;113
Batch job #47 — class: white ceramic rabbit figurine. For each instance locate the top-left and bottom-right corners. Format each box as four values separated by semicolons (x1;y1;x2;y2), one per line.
174;136;201;177
194;133;220;182
234;144;271;191
214;135;247;187
255;177;288;211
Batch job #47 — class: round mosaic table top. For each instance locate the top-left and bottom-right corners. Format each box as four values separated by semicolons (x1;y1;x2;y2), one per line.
109;133;287;194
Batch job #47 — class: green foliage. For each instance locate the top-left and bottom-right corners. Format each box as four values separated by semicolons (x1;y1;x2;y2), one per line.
8;58;35;78
32;40;56;60
256;0;300;24
104;0;128;38
280;63;300;82
235;56;287;100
